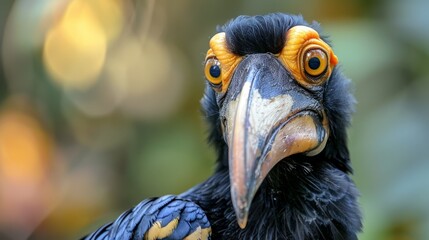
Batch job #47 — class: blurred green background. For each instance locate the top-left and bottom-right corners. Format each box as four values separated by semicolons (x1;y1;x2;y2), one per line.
0;0;428;239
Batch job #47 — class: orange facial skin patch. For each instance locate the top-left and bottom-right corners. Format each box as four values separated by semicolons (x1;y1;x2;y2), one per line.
205;26;338;93
279;25;338;87
205;33;242;93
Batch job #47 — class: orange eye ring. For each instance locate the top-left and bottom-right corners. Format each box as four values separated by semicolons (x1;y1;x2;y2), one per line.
302;48;328;81
280;25;338;88
204;58;222;90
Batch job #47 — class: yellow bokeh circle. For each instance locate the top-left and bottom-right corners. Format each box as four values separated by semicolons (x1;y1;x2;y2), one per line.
43;0;108;89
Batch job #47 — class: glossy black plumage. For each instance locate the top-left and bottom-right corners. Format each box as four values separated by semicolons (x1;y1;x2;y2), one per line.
223;14;303;56
83;196;211;240
83;13;362;240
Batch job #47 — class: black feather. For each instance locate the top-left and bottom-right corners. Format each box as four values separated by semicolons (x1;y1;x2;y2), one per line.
221;13;307;56
322;67;356;173
82;196;211;240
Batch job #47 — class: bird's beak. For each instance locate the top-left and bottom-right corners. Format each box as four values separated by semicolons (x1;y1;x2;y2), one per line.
224;54;329;228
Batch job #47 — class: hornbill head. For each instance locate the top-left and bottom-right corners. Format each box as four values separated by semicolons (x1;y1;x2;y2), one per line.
202;14;354;229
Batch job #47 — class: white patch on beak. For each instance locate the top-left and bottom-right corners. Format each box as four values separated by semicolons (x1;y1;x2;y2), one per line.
225;81;294;152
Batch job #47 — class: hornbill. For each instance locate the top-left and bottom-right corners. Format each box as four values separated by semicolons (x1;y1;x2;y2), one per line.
83;13;362;240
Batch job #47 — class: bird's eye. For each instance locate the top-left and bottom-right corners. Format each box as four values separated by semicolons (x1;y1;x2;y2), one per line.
303;48;328;81
281;26;338;88
205;58;222;90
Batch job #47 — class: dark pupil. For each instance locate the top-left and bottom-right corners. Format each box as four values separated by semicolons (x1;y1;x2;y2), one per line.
209;65;221;78
308;57;321;70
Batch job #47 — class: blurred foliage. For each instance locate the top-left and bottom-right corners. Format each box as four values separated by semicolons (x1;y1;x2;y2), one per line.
0;0;428;239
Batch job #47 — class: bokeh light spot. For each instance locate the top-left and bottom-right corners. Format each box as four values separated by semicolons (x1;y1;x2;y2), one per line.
106;36;187;120
43;0;107;89
87;0;125;42
0;107;52;181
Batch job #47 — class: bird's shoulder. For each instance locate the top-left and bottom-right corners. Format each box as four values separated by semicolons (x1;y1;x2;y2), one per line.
83;195;211;240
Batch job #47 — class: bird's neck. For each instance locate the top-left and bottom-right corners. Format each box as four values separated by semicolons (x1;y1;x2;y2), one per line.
186;159;361;239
